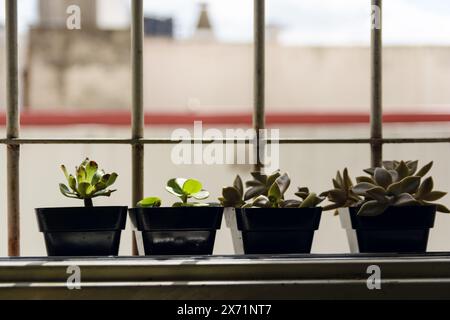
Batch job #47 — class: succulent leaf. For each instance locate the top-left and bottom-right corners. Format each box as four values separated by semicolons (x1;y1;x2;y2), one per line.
357;200;389;216
396;161;410;180
85;161;98;182
374;168;393;189
137;197;162;208
436;204;450;213
387;176;420;196
68;175;77;192
166;178;185;197
275;173;290;196
393;193;420;207
299;193;324;208
423;191;447;202
406;160;419;175
192;190;210;200
268;182;282;200
382;161;396;171
416;161;433;177
356;176;376;184
106;173;118;187
244;185;267;201
267;171;281;187
252;195;271;208
366;187;389;203
182;179;203;195
416;177;434;199
281;199;302;208
353;182;379;195
233;176;244;196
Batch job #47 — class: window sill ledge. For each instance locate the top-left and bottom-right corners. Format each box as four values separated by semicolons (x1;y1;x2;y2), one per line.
1;253;450;300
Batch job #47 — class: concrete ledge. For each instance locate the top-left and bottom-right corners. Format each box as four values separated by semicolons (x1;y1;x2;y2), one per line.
1;254;450;299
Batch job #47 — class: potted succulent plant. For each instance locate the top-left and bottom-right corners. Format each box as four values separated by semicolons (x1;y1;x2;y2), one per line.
35;158;127;256
220;171;324;254
129;178;223;255
322;161;449;253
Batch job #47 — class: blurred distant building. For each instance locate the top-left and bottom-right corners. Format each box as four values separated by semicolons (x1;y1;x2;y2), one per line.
0;25;4;110
23;0;127;109
39;0;97;29
193;3;215;41
144;17;174;38
17;1;450;113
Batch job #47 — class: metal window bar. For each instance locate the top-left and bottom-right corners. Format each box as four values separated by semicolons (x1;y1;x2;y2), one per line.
371;0;383;167
2;0;449;256
5;0;20;257
254;0;265;171
131;0;144;256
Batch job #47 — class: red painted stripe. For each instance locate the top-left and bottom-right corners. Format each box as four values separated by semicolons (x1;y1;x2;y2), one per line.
0;111;449;126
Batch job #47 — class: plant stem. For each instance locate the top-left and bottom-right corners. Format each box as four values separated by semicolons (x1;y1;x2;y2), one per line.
84;198;93;207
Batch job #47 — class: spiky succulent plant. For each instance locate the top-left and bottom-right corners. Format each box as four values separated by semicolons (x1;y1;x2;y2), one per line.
220;171;324;209
291;187;325;208
244;171;282;201
246;172;291;208
323;160;449;216
219;175;246;208
59;158;118;207
320;168;362;215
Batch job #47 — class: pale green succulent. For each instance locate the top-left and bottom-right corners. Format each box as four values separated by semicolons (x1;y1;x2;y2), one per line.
59;158;118;207
166;178;210;207
137;197;162;208
137;178;210;208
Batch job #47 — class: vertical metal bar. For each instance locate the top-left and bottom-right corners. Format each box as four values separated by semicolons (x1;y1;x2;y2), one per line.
371;0;383;167
131;0;144;255
6;0;20;256
254;0;265;171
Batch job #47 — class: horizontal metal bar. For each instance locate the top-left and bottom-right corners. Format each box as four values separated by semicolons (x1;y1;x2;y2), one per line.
0;137;449;145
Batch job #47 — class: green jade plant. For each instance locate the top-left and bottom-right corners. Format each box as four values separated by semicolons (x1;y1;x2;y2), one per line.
323;160;449;216
219;171;324;209
138;178;210;208
59;158;118;207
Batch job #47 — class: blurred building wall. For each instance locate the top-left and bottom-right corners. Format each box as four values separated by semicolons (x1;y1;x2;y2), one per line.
39;0;97;28
25;28;130;110
0;27;4;111
24;31;450;112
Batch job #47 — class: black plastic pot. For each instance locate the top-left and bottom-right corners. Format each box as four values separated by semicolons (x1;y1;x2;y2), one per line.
340;205;436;253
236;207;322;254
128;207;223;255
36;206;128;256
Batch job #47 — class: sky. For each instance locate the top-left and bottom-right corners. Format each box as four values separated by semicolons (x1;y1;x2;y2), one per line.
0;0;449;45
